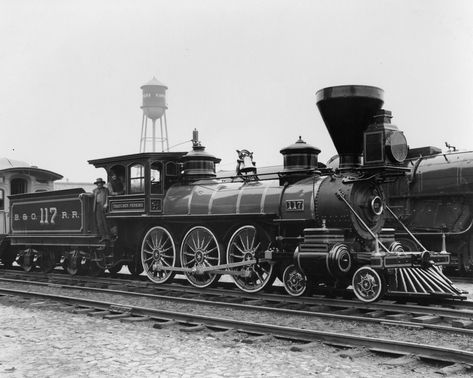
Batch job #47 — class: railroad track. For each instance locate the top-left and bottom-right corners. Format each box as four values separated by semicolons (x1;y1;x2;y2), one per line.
0;286;472;368
1;269;473;333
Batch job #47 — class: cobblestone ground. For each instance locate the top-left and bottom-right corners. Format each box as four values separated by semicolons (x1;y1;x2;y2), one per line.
0;302;471;377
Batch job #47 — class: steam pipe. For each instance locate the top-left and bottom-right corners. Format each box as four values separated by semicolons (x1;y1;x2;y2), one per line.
385;205;428;252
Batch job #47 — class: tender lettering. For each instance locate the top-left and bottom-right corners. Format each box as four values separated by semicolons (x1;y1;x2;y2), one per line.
13;207;80;225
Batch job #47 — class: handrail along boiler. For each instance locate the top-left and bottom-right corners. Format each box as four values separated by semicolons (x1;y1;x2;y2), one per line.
1;85;465;302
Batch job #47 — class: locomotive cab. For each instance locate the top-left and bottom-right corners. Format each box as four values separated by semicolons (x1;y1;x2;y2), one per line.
88;152;186;216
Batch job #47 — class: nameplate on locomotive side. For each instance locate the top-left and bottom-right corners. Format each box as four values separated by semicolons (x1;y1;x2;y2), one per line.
286;199;304;211
11;198;83;233
110;200;145;212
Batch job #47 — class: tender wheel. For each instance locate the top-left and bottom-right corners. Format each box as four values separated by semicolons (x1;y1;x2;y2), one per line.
39;250;56;273
141;226;176;284
128;252;144;276
108;263;123;276
1;254;14;268
352;266;386;303
226;225;274;293
180;226;221;288
18;248;36;272
63;250;82;276
282;264;307;297
85;261;105;277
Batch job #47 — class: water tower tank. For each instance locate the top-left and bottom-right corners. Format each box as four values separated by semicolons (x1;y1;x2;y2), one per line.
141;77;168;120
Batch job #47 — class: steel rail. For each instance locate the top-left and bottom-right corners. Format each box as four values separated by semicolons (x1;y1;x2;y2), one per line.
0;287;472;365
1;270;473;315
1;276;473;336
2;275;473;319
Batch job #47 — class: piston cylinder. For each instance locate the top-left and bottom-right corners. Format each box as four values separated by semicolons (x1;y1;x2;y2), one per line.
294;228;353;282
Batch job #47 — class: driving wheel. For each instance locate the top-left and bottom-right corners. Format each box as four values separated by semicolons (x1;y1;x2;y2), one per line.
141;226;176;284
226;225;274;293
180;226;221;288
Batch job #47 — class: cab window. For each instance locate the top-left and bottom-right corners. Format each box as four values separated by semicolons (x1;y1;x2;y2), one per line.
150;162;163;194
129;164;145;193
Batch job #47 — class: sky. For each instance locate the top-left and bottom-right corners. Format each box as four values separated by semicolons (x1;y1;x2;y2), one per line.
0;0;472;182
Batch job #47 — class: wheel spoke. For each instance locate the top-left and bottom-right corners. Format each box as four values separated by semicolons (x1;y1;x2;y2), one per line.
253;269;265;284
229;252;243;260
159;238;170;251
152;232;159;249
203;246;217;255
202;237;212;252
205;256;219;261
185;257;196;266
161;259;171;267
146;239;155;250
234;244;246;255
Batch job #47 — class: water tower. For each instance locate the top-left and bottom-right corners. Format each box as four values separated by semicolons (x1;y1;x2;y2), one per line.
140;77;169;152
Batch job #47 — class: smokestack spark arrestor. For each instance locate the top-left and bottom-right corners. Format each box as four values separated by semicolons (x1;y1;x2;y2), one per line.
316;85;384;169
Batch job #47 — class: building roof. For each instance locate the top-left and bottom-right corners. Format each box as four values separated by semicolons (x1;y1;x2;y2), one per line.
0;157;63;181
0;157;30;170
141;76;167;88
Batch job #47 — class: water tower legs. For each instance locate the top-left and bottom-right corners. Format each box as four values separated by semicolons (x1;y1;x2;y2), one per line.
140;111;169;152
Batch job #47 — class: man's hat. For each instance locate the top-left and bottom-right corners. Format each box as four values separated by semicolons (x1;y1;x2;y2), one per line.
94;178;106;185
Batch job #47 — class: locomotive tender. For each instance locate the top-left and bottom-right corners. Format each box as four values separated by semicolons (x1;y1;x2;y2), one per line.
0;85;465;302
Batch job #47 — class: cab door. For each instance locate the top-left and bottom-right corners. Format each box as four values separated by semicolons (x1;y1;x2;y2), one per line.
0;188;6;233
150;161;164;213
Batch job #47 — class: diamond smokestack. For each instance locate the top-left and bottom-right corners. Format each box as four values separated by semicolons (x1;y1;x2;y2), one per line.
316;85;384;169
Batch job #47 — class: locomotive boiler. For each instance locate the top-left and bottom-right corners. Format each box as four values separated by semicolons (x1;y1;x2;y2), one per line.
385;146;473;274
0;85;466;303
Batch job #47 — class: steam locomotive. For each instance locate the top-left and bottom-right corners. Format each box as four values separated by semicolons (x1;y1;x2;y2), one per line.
384;145;473;274
0;85;465;302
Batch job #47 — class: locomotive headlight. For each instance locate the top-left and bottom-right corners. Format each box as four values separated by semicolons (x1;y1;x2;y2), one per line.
386;131;408;164
363;109;409;168
370;196;383;216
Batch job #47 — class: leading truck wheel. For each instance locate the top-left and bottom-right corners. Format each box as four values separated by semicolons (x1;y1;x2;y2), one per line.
282;264;307;297
141;226;176;284
352;266;386;302
226;225;275;293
